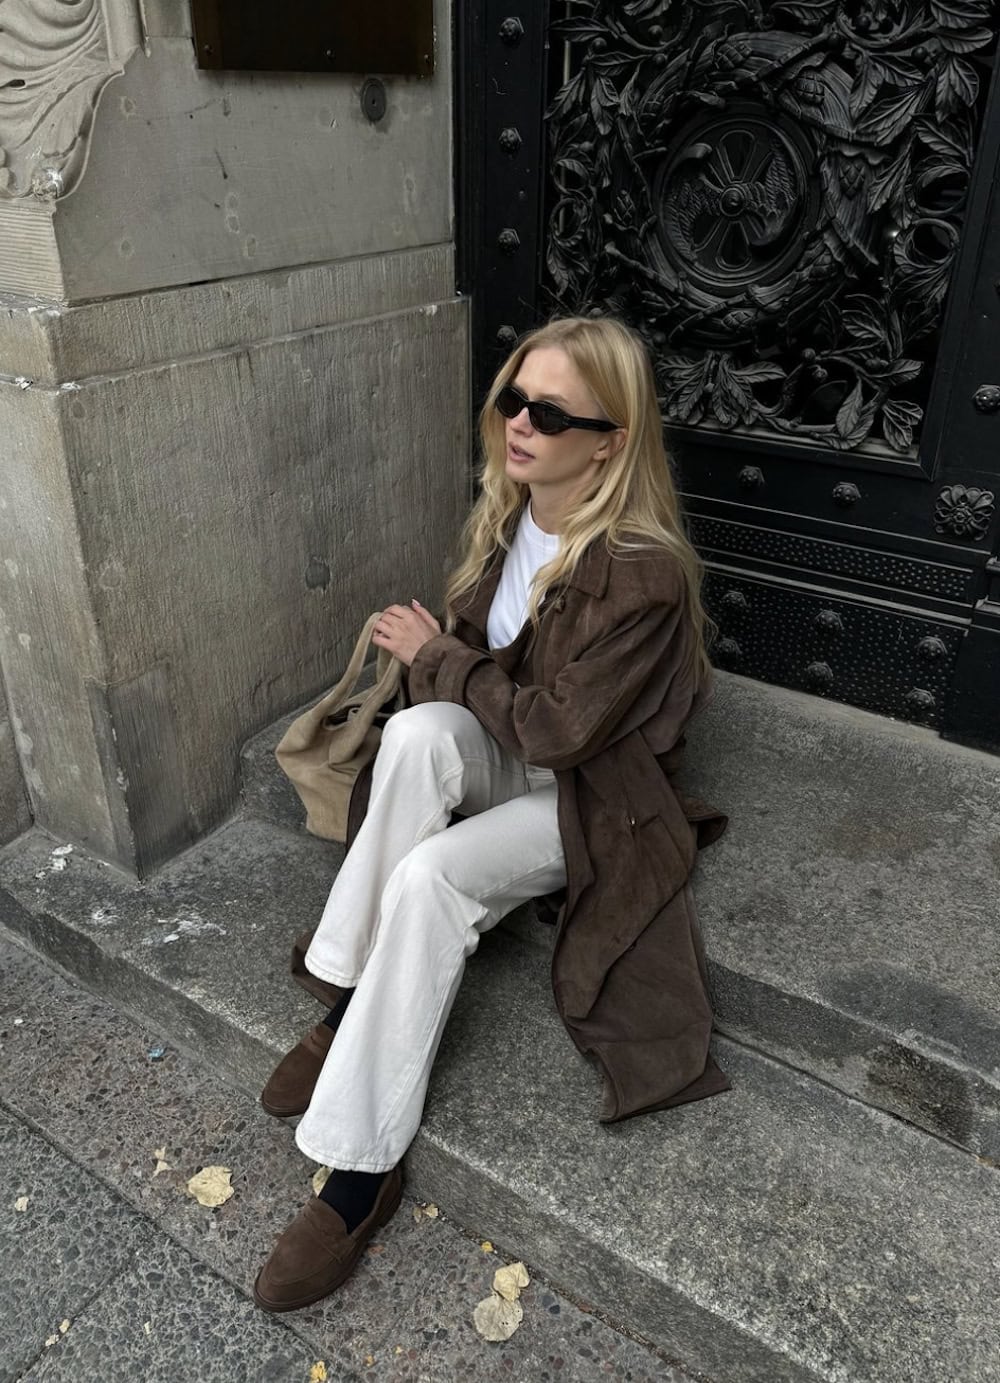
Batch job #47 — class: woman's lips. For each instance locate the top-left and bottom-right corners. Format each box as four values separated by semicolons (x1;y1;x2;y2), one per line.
508;442;534;461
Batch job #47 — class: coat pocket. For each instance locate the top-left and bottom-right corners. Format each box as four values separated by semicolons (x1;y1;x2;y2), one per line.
629;812;689;902
618;757;697;892
586;814;685;980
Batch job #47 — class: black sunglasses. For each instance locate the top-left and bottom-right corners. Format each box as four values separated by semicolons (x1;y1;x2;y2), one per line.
495;383;619;436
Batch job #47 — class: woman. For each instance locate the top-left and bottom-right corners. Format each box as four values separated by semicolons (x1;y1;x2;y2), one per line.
253;316;728;1313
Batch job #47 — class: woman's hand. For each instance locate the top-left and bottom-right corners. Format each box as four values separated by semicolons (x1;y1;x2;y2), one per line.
372;600;442;667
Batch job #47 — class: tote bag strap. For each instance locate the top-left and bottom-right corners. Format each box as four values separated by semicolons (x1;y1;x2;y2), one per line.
324;626;403;765
278;613;402;755
333;611;384;703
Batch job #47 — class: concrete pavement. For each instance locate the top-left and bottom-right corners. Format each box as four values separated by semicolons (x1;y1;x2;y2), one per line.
0;924;696;1383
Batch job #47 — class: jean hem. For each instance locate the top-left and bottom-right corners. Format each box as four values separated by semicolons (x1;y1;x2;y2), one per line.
303;951;362;989
294;1123;400;1175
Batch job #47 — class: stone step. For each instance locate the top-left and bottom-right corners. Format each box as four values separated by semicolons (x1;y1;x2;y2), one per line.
1;817;998;1383
239;672;1000;1159
676;674;1000;1162
239;704;316;836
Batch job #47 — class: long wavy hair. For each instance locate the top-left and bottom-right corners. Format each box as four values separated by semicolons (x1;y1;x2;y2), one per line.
444;316;712;687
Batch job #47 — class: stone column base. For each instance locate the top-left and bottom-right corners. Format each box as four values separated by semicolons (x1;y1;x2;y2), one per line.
0;245;468;874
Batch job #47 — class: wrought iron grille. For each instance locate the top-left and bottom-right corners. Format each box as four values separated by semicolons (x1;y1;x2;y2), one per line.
543;0;1000;461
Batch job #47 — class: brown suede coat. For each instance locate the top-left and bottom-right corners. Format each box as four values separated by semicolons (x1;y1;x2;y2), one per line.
403;537;730;1121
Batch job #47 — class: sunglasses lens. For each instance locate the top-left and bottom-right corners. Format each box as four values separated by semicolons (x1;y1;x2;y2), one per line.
495;385;571;433
530;402;568;434
495;386;523;419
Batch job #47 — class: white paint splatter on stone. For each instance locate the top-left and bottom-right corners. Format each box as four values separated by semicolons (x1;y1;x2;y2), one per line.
143;911;227;946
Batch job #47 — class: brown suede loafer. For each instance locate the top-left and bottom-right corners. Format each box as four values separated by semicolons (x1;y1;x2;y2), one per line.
260;1021;335;1118
252;1165;403;1312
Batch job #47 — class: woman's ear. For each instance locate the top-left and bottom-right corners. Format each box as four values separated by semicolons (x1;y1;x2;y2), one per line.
596;428;627;462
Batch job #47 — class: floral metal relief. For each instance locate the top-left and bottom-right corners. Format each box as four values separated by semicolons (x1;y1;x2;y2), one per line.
544;0;998;455
934;484;995;538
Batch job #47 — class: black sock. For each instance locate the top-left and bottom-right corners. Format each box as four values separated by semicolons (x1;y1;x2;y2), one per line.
322;987;354;1032
318;1168;387;1231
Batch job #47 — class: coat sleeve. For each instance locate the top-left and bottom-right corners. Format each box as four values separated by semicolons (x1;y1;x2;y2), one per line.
407;596;686;771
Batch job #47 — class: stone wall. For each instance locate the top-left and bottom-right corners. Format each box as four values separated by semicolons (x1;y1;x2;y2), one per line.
0;0;453;300
0;689;29;847
0;1;468;873
0;252;468;870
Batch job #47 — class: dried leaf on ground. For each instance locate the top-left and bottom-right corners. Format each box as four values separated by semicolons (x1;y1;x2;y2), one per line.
311;1166;331;1196
412;1202;439;1222
152;1145;172;1177
493;1260;529;1302
14;1196;29;1212
185;1165;234;1207
59;1320;70;1334
309;1364;327;1383
473;1292;524;1342
480;1240;494;1253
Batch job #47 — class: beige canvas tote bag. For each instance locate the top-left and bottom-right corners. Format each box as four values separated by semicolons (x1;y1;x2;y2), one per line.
275;612;403;841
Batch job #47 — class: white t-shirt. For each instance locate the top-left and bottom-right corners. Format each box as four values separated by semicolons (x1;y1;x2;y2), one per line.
486;504;561;651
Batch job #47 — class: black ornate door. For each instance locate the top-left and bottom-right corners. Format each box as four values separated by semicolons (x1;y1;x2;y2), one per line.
459;0;1000;753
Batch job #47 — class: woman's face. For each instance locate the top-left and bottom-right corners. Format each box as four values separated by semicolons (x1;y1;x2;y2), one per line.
503;347;621;506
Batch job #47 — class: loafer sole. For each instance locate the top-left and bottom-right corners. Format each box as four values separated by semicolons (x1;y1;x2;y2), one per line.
251;1175;404;1313
259;1021;336;1119
259;1093;308;1119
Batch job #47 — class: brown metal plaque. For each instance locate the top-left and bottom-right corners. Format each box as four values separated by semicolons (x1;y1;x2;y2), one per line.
190;1;434;76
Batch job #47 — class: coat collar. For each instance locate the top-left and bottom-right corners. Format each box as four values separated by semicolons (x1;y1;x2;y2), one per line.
564;538;612;598
502;506;612;599
455;532;612;643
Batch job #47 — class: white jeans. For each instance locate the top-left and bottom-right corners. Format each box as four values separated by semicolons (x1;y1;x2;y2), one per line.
294;701;566;1172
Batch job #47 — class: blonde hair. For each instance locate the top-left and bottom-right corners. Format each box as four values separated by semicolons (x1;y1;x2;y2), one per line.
444;316;712;686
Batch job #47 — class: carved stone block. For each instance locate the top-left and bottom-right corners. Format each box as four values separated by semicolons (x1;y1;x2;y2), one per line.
0;0;140;202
